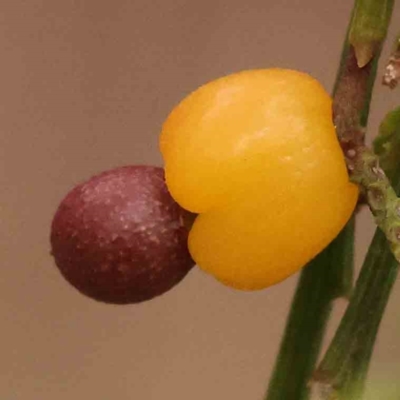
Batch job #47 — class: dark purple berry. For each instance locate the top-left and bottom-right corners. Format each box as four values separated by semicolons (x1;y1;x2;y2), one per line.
50;165;195;304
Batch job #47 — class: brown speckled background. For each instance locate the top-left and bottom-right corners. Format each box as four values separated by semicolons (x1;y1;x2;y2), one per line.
1;1;400;399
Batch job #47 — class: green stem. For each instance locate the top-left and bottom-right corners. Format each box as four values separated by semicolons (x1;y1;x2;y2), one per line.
265;1;394;399
336;45;400;267
310;2;399;398
313;159;400;400
265;222;354;400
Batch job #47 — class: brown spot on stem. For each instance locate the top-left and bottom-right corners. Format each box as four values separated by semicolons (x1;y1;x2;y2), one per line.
382;53;400;89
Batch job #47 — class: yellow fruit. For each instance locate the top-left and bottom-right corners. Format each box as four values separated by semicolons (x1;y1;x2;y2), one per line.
160;69;358;290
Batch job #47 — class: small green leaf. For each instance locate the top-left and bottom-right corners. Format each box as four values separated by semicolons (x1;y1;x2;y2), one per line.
373;106;400;178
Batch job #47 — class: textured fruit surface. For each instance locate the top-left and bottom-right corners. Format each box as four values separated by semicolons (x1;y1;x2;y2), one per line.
50;166;194;304
160;69;358;290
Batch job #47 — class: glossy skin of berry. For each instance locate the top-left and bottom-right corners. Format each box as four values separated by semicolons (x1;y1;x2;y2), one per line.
160;69;358;290
50;166;195;304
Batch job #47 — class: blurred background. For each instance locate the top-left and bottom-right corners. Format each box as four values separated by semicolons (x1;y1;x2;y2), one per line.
1;1;400;399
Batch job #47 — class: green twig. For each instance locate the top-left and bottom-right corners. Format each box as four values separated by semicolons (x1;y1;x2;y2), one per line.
335;42;400;267
312;112;400;399
350;146;400;263
265;1;394;399
309;1;400;398
265;224;354;400
332;0;400;265
312;229;399;400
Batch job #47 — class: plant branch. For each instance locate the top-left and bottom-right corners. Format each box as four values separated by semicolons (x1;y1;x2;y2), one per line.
312;229;400;400
264;223;354;400
312;112;400;399
309;2;400;398
350;145;400;263
331;1;400;265
335;44;400;266
265;1;395;399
